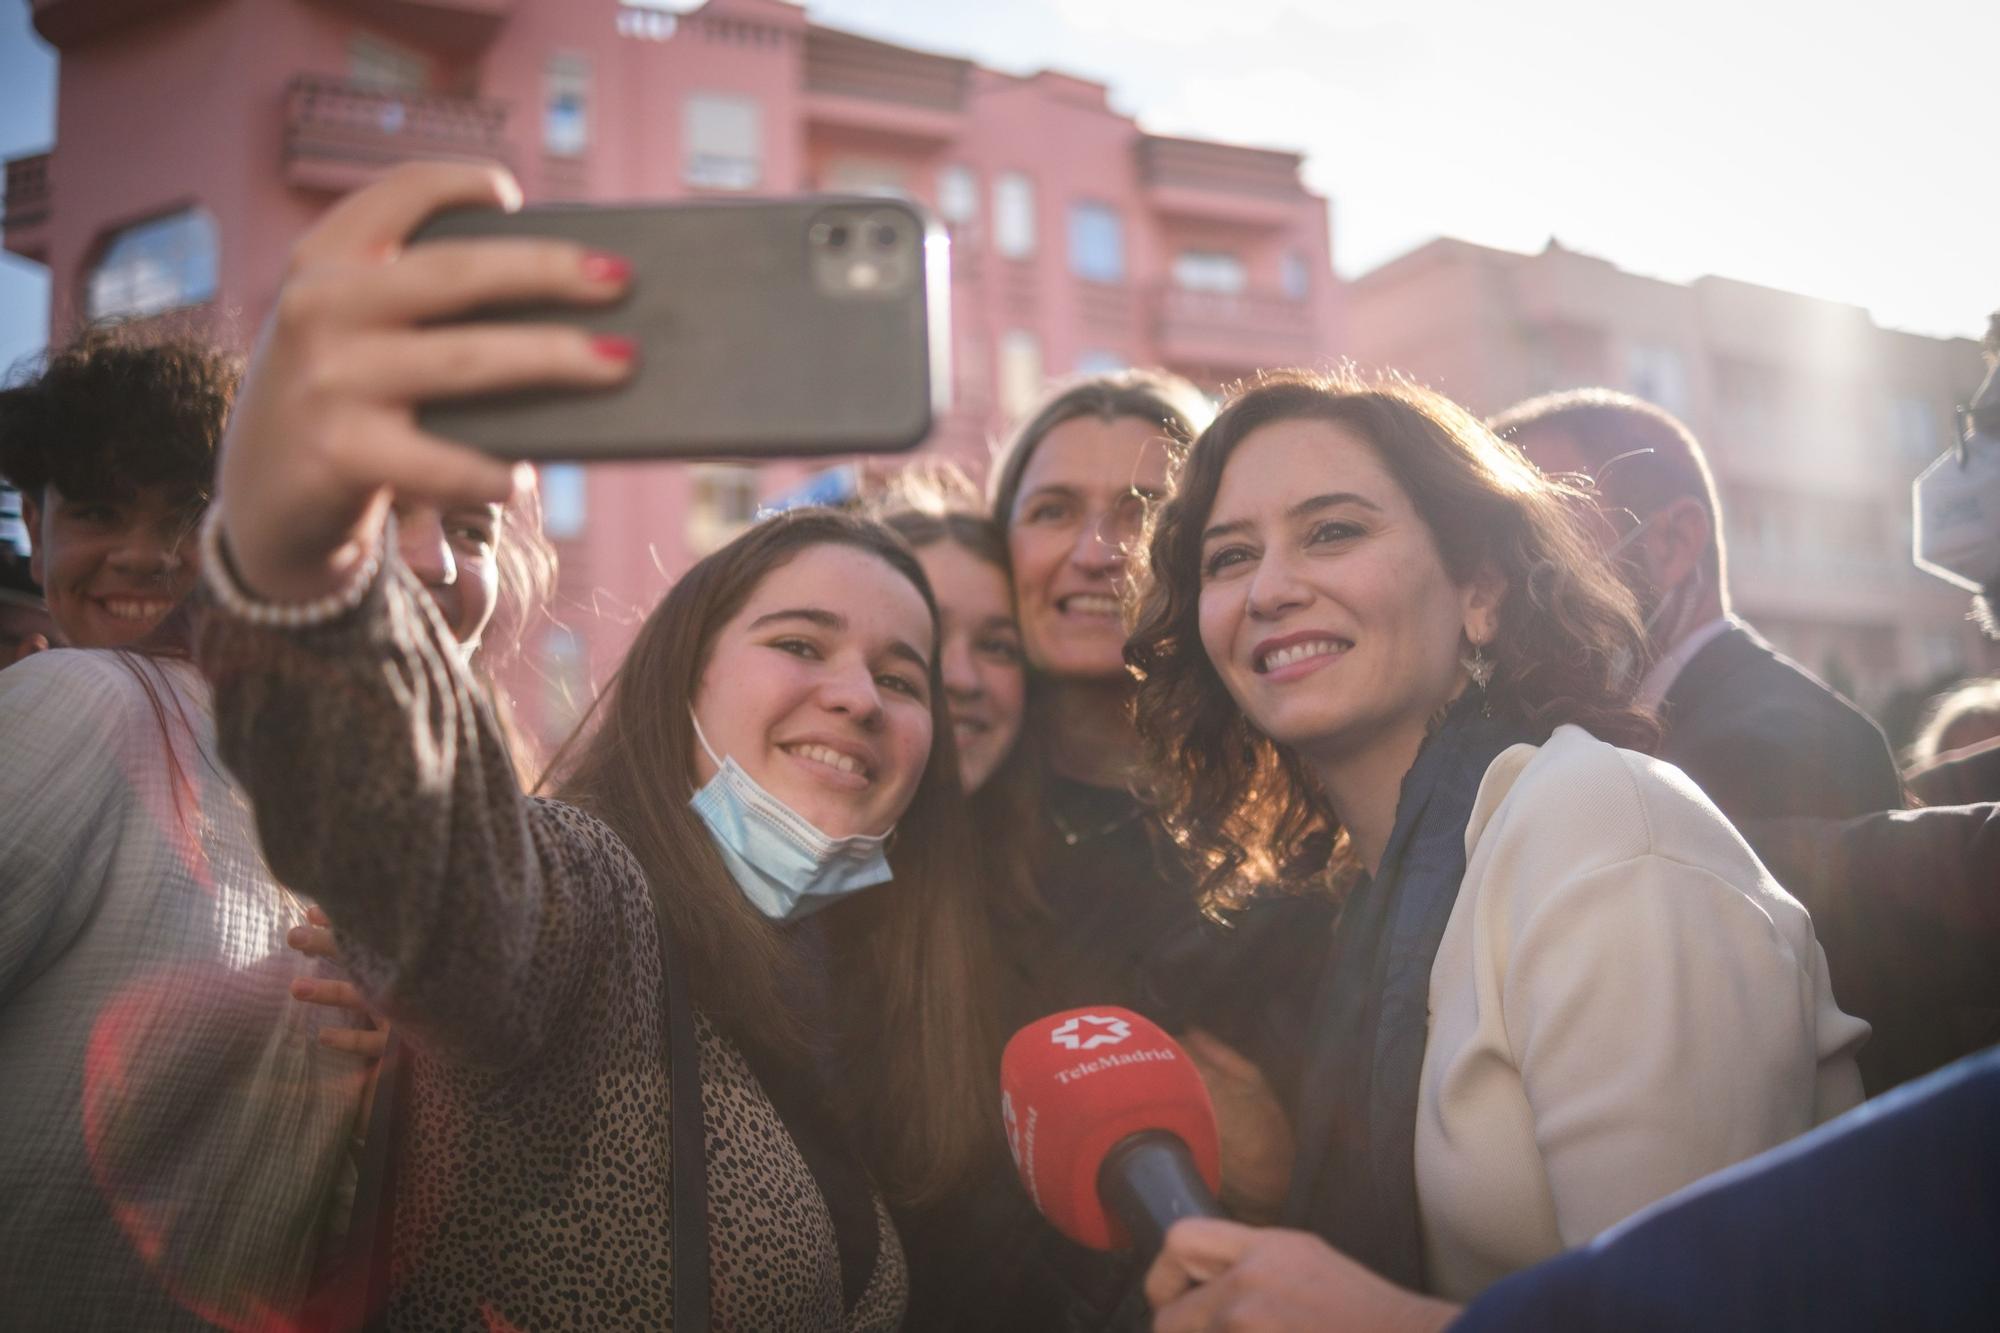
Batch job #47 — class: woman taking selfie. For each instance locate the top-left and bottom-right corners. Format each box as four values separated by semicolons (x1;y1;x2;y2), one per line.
1126;371;1868;1300
194;162;992;1330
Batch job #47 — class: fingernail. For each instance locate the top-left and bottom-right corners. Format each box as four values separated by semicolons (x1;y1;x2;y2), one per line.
581;250;631;284
290;979;310;997
591;334;638;364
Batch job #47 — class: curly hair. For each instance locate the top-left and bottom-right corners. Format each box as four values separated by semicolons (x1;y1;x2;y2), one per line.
1126;370;1659;908
0;326;240;503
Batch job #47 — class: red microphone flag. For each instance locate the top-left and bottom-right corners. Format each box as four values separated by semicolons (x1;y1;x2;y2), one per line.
998;1006;1221;1250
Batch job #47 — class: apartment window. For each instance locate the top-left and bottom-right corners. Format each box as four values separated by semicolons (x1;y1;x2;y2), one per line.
538;463;588;539
1067;202;1125;283
544;53;591;158
1172;250;1246;295
688;464;760;552
1890;395;1944;463
86;209;219;323
822;157;908;196
539;626;590;736
348;33;429;91
1281;251;1311;300
998;330;1043;420
994;172;1036;259
1075;349;1126;376
937;165;979;225
684;93;762;190
1627;343;1690;419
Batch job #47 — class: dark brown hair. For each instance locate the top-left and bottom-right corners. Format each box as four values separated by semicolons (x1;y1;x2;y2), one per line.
548;507;997;1204
1128;370;1658;907
1488;388;1727;589
0;325;239;505
869;462;1045;930
987;368;1213;527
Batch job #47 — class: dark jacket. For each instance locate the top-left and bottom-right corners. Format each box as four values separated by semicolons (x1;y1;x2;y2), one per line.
1744;802;2000;1093
1659;622;1903;822
1452;1046;2000;1332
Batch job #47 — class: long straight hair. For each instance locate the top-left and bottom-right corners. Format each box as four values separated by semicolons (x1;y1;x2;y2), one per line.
548;507;999;1204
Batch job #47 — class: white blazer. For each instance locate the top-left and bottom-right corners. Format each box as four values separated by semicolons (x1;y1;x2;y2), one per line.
1414;725;1869;1299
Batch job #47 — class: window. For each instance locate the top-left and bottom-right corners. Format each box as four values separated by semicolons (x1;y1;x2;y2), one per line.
822;157;908;196
1075;349;1126;376
998;330;1043;420
348;33;429;91
538;463;587;539
86;209;219;323
1172;250;1245;295
544;53;591;158
684;94;762;190
1890;395;1944;464
688;464;760;552
1067;202;1124;283
937;165;979;225
994;172;1036;259
1626;343;1689;419
1281;251;1311;300
539;627;590;736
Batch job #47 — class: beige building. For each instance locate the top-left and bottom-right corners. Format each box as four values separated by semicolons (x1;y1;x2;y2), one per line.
1346;236;1995;712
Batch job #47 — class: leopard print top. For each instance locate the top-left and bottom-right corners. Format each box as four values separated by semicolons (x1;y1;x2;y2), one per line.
198;563;905;1331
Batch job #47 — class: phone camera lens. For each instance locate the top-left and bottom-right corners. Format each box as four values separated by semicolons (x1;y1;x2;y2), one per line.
871;222;899;250
825;222;851;248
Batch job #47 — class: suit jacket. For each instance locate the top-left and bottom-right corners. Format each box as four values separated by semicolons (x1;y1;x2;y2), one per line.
1659;622;1903;823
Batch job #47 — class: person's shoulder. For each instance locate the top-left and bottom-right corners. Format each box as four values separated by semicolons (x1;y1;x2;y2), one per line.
0;648;174;734
1474;725;1751;873
525;796;654;898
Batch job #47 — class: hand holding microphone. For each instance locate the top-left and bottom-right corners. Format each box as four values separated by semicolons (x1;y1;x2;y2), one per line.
998;1006;1224;1255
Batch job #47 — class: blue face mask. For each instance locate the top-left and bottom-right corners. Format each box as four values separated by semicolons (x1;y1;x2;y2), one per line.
687;713;896;922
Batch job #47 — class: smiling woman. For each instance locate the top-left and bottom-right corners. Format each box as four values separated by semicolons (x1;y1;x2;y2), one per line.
1128;369;1869;1301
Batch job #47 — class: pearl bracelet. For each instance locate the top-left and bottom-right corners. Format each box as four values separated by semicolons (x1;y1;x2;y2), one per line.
198;506;387;630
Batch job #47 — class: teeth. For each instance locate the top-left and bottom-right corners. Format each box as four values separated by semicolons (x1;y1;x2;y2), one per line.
1261;640;1348;672
1063;595;1121;617
788;743;866;778
103;599;172;622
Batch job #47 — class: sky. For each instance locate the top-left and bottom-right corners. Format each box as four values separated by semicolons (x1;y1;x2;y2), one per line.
1;0;1993;377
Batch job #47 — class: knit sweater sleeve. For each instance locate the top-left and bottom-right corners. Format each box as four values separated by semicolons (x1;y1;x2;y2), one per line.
194;556;645;1072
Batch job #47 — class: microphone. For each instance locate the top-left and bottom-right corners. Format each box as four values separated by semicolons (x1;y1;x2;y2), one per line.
999;1005;1223;1254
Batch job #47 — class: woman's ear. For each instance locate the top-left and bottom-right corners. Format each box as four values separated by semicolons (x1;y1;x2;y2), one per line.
1462;561;1508;646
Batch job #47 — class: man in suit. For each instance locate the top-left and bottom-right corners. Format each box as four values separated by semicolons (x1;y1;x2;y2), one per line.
1491;389;1903;822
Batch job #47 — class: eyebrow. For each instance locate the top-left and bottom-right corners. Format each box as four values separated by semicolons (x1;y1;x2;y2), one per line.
1201;491;1382;543
749;607;932;672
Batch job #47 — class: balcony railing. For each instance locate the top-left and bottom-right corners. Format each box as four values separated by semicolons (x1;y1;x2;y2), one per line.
1138;133;1308;228
802;26;969;142
308;1;513;54
284;76;509;192
1152;284;1319;371
2;152;51;262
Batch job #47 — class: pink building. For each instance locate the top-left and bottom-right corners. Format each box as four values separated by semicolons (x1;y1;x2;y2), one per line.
4;0;1339;747
1346;237;1995;709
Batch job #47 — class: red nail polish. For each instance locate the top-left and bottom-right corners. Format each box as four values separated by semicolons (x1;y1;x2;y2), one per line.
581;250;632;284
592;334;638;364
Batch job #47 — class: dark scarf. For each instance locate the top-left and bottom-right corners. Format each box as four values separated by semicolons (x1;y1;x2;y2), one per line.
1282;694;1543;1288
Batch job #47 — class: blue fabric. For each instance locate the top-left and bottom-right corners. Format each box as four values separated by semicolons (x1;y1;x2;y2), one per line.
1283;696;1542;1288
1453;1046;2000;1331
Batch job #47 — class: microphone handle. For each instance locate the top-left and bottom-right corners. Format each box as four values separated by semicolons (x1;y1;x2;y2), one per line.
1096;1129;1222;1256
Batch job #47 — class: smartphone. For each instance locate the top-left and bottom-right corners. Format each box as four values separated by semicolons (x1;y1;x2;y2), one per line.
410;196;950;461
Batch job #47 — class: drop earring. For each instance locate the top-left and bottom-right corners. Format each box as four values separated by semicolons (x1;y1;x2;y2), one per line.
1461;641;1494;691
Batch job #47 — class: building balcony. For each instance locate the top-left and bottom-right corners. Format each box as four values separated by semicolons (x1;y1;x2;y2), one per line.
305;1;513;55
1137;134;1308;229
283;76;510;193
802;26;969;143
3;152;51;264
31;0;206;48
1152;284;1319;372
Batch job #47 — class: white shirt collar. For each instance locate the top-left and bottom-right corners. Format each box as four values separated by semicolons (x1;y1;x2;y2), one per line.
1637;614;1739;712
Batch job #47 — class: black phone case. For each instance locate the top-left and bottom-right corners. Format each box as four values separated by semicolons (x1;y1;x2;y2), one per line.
411;197;948;461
